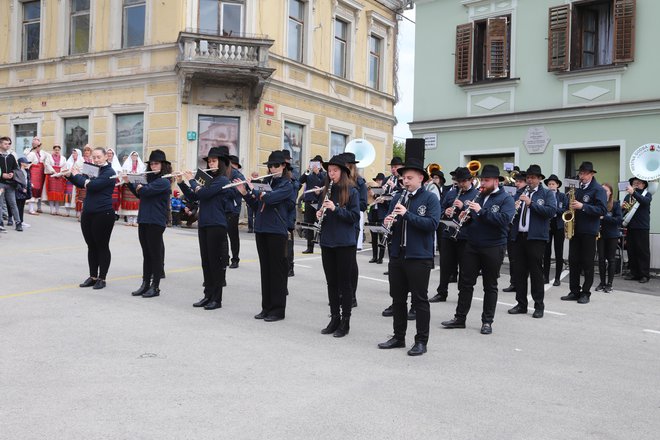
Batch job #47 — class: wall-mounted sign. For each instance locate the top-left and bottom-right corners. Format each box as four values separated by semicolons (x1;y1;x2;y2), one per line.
423;134;437;150
187;131;197;141
264;104;275;116
524;126;550;154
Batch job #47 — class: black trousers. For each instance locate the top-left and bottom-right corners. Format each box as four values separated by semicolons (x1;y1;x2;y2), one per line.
544;226;565;281
287;230;294;271
247;205;256;230
303;203;318;248
351;245;359;300
627;229;650;278
507;239;516;286
513;234;546;310
371;232;385;260
138;223;165;281
568;233;597;296
198;226;228;303
255;233;288;318
455;243;505;324
321;245;356;317
226;212;240;263
597;237;618;285
80;210;115;279
389;256;433;343
15;199;26;222
437;238;464;296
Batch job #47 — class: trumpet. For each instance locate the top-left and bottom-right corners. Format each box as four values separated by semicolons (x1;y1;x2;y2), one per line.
379;189;409;248
221;171;282;189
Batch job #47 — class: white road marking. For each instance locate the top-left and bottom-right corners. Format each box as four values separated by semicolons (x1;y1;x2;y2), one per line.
296;264;312;269
472;297;567;316
359;276;389;284
544;270;570;292
642;329;660;335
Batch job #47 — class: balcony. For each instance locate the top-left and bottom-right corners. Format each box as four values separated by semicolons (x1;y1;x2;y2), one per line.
176;31;275;107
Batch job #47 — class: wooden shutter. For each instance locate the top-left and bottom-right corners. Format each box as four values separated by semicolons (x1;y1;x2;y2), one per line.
486;17;508;79
548;5;571;72
613;0;636;63
454;23;473;85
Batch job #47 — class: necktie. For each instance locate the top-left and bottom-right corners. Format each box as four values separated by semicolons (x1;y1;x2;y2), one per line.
401;192;411;249
521;198;528;227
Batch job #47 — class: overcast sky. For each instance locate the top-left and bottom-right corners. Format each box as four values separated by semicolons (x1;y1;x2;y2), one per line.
393;8;415;141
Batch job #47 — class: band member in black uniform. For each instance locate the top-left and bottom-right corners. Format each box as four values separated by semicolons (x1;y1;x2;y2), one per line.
543;174;567;286
368;172;386;263
502;172;527;292
235;151;293;321
622;177;652;283
430;169;451;253
561;161;607;304
66;147;117;290
507;165;557;318
381;157;404;316
377;152;440;356
299;155;325;254
281;149;300;277
226;155;244;269
596;183;622;293
429;167;477;303
441;165;515;334
126;149;173;298
317;155;360;337
178;147;232;310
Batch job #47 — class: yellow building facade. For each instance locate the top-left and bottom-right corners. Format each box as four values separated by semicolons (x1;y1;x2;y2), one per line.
0;0;403;178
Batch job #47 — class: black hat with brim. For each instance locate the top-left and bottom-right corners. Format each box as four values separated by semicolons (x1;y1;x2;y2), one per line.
311;155;324;163
323;155;351;176
227;155;241;168
544;174;562;188
389;157;404;166
629;177;648;188
451;167;472;181
264;150;288;166
397;158;429;182
281;149;292;160
578;161;597;173
431;169;446;183
478;164;505;181
203;146;230;165
341;152;359;165
514;172;527;181
525;164;545;180
373;172;386;182
147;149;171;165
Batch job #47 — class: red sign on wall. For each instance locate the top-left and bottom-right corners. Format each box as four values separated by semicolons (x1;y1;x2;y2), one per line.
264;104;275;116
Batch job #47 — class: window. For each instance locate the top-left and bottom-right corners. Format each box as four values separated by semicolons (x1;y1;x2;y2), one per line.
115;113;144;163
454;16;510;85
330;132;347;157
288;0;305;62
123;0;145;48
22;1;41;61
64;117;89;157
334;19;348;78
284;121;304;175
14;123;38;158
548;0;636;72
70;0;91;55
197;115;240;169
199;0;244;36
368;35;382;89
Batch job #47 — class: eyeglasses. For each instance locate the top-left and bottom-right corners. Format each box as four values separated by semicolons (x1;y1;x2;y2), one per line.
270;163;283;169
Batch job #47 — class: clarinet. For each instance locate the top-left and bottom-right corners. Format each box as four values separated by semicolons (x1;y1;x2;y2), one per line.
445;184;463;219
379;189;409;248
450;188;483;240
313;181;333;242
511;185;531;224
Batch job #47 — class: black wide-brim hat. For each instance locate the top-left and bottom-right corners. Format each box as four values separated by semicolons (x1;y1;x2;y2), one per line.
323;155;351;176
373;172;386;181
451;167;472;181
389;157;404;166
578;161;597;173
281;149;292;160
397;158;429;182
203;146;230;165
544;174;562;188
311;155;324;163
478;164;505;181
514;172;527;181
525;164;545;179
227;155;241;168
629;177;648;188
147;149;170;165
431;169;445;183
340;152;359;164
264;150;288;166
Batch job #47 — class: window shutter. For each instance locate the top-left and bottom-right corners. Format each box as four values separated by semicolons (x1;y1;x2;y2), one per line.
548;5;571;72
613;0;636;63
486;17;508;79
455;23;473;85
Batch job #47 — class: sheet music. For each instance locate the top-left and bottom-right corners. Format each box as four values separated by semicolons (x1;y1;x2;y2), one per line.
252;183;272;192
127;174;148;185
82;162;100;178
564;178;580;188
618;181;630;192
502;186;517;196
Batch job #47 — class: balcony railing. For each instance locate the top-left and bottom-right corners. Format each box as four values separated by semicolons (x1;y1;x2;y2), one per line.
177;32;273;68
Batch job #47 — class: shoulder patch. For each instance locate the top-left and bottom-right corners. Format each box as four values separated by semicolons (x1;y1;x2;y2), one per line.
583;194;590;203
491;204;500;213
537;198;545;206
417;205;427;216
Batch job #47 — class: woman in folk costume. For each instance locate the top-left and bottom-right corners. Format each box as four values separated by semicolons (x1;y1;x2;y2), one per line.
75;145;94;219
44;145;68;215
119;151;146;226
106;148;123;214
25;137;47;215
64;148;84;217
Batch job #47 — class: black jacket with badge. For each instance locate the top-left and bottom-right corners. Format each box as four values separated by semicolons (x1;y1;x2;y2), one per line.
68;164;116;214
387;186;440;259
180;172;232;228
319;186;361;248
243;176;293;236
573;179;608;236
510;185;557;242
623;189;652;230
550;190;568;230
600;203;623;239
440;185;479;240
464;187;515;248
129;175;172;228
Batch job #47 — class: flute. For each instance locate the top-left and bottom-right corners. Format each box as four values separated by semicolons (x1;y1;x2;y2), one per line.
221;172;282;189
161;168;214;179
110;170;158;179
302;186;323;194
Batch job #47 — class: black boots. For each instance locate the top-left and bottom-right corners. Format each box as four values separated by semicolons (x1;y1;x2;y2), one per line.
321;315;341;334
333;316;350;338
142;278;161;298
132;278;150;296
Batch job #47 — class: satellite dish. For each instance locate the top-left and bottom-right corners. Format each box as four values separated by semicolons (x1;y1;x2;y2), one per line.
345;138;376;169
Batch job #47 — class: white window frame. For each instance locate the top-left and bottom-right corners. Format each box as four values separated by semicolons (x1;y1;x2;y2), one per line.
69;0;92;55
332;0;361;81
333;18;349;78
285;0;313;64
20;0;42;62
367;33;382;90
366;10;394;92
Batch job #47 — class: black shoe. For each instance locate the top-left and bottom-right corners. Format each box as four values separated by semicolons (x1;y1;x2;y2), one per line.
502;285;516;292
204;301;222;310
508;305;528;314
639;276;650;283
288;268;294;277
429;293;447;303
441;318;466;329
229;261;239;269
302;249;314;254
321;315;341;334
577;295;590;304
561;293;579;301
92;279;106;290
544;277;550;284
595;283;605;292
382;305;393;317
383;271;389;275
376;259;383;264
254;311;267;319
79;277;96;288
407;342;427;356
142;283;160;298
15;223;23;231
480;323;492;334
368;258;378;263
532;309;544;318
264;315;284;322
352;298;358;308
247;228;254;233
132;280;150;296
193;298;210;308
407;308;416;320
7;220;13;226
624;274;640;281
553;279;561;287
603;284;613;293
378;337;405;349
333;317;350;338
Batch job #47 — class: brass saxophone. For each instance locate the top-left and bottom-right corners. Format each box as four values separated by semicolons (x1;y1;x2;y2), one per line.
562;186;576;240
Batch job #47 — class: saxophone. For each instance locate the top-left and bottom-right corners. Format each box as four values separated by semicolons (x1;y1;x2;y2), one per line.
562;186;576;240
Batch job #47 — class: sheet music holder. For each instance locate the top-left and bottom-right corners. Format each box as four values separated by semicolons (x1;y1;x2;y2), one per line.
81;162;100;178
365;224;389;234
502;185;517;196
370;187;385;196
564;178;580;188
618;181;630;192
378;194;393;201
195;169;212;187
252;182;272;192
295;221;319;231
440;219;459;230
127;174;148;185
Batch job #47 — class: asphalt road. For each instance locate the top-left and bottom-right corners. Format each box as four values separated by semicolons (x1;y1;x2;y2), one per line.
1;214;659;440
